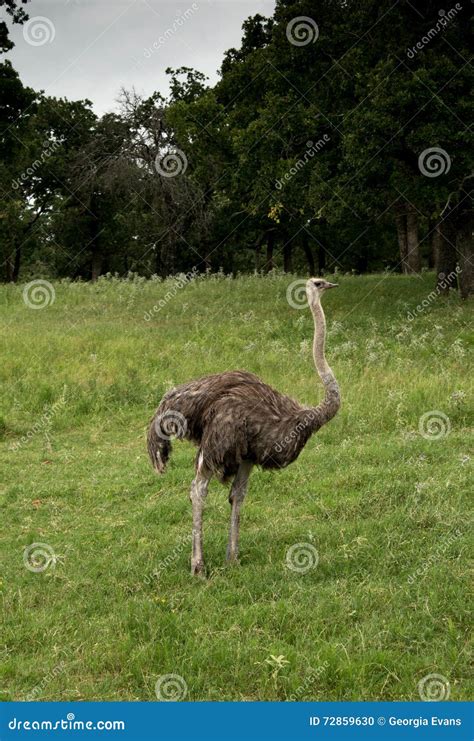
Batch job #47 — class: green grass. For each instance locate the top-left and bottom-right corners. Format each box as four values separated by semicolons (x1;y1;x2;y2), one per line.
0;271;472;702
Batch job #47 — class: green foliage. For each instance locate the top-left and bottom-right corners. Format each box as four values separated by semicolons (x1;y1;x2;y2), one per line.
0;0;30;53
0;1;472;285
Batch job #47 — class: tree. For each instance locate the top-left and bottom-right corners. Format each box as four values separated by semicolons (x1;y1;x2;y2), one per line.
329;0;473;283
0;0;472;285
0;60;36;280
0;0;29;53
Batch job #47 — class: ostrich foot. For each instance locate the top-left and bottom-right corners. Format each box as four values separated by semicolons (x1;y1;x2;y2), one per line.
226;546;240;564
191;559;205;577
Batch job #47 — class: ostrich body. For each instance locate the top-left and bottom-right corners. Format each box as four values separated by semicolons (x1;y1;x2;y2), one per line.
147;279;340;575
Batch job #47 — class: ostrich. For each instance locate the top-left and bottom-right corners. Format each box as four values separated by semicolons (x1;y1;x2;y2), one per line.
147;278;340;575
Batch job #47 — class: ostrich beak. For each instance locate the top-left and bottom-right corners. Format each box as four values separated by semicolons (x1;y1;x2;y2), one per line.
325;282;338;289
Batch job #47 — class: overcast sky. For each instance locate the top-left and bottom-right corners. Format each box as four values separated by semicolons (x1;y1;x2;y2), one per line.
5;0;276;114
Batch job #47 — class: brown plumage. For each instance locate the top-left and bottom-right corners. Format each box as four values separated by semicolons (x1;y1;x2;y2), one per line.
147;278;341;575
148;370;338;481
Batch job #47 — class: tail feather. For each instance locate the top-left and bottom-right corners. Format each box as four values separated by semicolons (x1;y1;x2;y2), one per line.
147;415;172;474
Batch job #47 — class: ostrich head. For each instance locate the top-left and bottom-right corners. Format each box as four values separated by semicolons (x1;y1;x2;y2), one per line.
306;277;338;305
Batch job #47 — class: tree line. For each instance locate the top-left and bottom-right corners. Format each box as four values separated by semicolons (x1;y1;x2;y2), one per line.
0;0;473;296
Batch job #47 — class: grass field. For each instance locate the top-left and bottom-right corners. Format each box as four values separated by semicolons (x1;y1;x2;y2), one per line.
0;271;472;702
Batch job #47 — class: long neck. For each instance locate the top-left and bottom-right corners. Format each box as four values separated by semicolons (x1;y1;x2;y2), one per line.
309;298;340;426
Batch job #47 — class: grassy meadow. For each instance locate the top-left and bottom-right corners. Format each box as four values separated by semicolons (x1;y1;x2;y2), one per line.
0;271;472;702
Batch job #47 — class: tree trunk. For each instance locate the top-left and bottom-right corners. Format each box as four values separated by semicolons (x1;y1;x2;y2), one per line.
4;251;13;282
255;242;261;271
89;194;103;282
283;241;293;273
406;206;421;273
317;243;326;275
91;249;103;282
355;252;368;273
428;218;435;268
160;238;177;277
302;232;315;275
456;208;474;299
203;252;211;273
12;242;21;282
265;232;274;272
395;211;408;272
255;233;266;271
433;219;457;292
4;241;18;281
395;205;420;273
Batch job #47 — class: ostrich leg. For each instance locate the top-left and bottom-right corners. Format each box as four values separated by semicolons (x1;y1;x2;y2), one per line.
226;461;252;563
190;461;211;576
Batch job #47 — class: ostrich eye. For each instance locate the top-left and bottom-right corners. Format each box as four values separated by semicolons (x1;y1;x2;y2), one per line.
312;280;321;286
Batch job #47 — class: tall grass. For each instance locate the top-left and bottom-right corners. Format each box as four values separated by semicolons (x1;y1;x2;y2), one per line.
0;272;471;701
